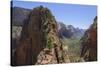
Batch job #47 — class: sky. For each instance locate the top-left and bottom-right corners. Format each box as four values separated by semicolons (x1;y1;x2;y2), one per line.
12;1;97;29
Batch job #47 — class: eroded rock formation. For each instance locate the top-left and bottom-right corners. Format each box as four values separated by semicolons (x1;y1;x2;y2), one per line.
12;6;67;66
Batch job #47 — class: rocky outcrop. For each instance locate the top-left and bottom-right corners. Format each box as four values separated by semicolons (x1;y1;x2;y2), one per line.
12;6;67;66
80;16;97;61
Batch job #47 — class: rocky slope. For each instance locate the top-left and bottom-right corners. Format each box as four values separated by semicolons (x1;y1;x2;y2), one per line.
80;16;97;61
12;6;69;66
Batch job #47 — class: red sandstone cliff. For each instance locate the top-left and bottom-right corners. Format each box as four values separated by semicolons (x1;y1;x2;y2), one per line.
80;16;97;61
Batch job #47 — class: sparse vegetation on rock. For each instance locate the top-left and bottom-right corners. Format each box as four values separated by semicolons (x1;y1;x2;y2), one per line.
12;6;68;66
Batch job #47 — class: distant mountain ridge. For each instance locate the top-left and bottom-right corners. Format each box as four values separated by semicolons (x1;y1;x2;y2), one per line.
58;22;85;39
12;7;31;26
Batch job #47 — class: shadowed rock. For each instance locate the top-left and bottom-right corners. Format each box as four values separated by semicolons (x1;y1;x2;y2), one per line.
80;16;97;61
12;6;66;66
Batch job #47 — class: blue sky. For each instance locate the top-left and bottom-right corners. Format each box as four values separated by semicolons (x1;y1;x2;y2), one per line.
12;1;97;29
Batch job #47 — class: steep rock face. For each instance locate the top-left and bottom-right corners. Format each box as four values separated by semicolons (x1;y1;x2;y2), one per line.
13;6;66;66
80;16;97;61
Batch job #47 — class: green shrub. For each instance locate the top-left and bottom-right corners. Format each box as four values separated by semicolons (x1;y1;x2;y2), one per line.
46;37;53;49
